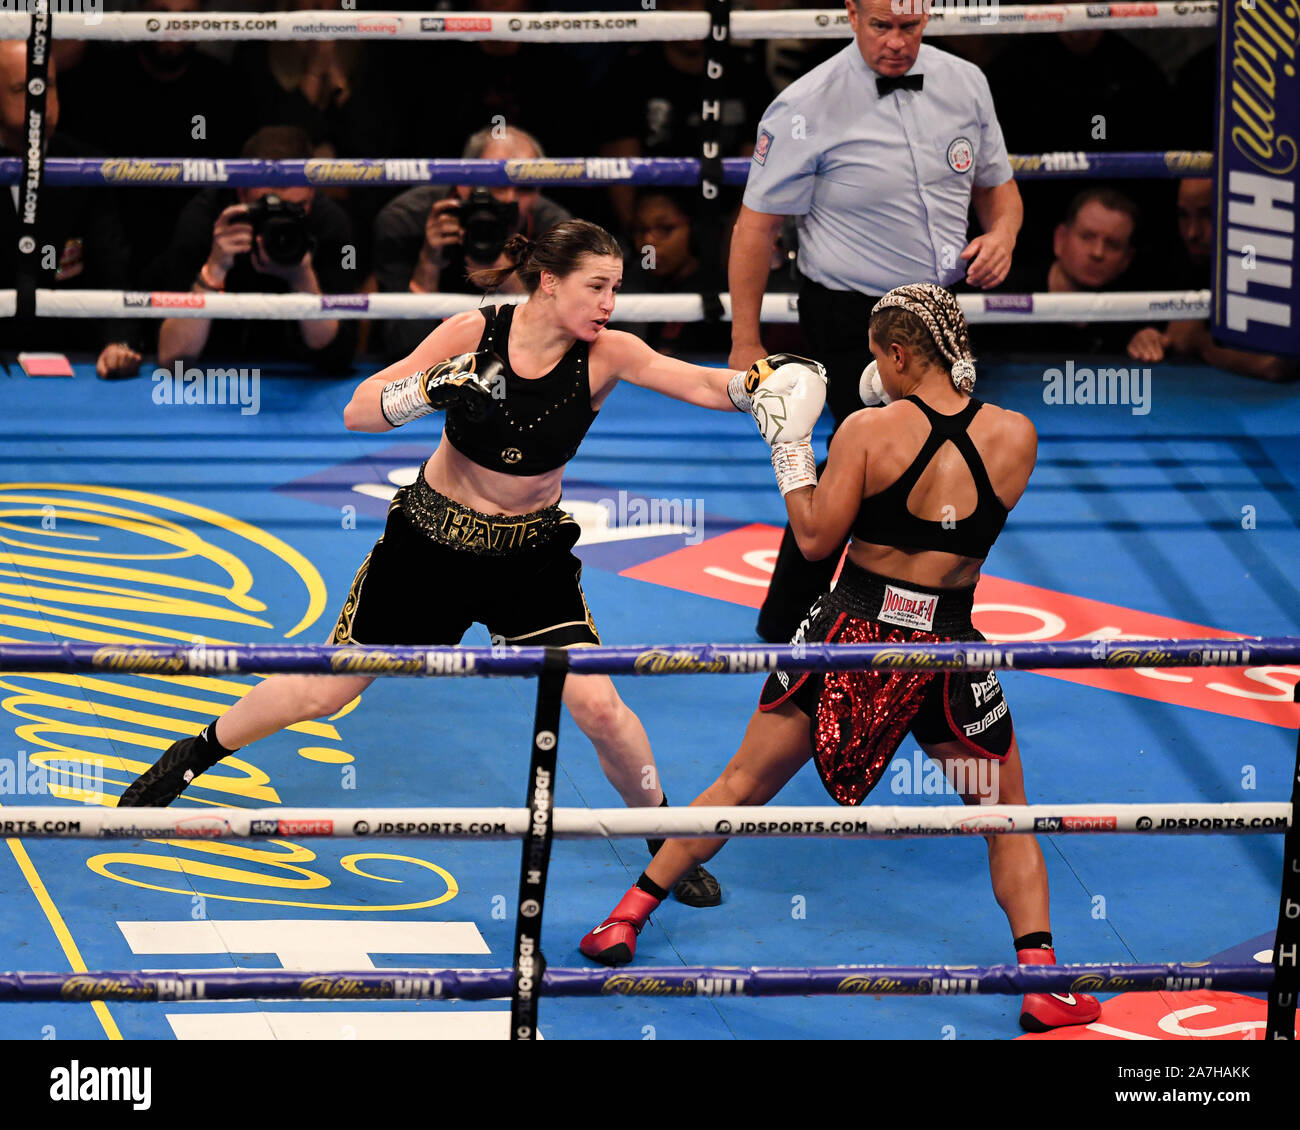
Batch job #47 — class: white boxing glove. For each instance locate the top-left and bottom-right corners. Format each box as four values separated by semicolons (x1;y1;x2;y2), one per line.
859;360;892;407
727;352;827;413
748;363;827;446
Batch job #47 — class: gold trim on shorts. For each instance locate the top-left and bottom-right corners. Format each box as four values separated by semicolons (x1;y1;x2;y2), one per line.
329;546;375;644
500;563;602;646
399;469;566;556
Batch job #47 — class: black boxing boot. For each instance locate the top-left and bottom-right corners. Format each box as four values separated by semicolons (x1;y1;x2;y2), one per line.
671;864;723;907
647;795;722;908
119;720;234;807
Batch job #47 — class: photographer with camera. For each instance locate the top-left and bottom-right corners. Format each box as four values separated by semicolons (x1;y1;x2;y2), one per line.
372;125;570;361
151;126;358;373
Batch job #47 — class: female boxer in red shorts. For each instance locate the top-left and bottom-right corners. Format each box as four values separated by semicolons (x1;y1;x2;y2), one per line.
581;282;1101;1033
118;219;825;910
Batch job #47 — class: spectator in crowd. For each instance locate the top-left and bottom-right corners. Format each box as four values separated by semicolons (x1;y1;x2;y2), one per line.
0;40;141;377
745;0;849;94
988;28;1172;152
229;0;404;276
618;189;731;356
56;0;258;280
151;126;358;373
986;27;1174;267
394;0;585;164
1127;179;1298;381
987;187;1146;355
371;125;570;360
1167;175;1213;289
230;1;390;156
591;0;775;236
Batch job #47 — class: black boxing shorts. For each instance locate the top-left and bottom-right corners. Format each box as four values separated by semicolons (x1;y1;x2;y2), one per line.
759;561;1013;805
329;468;600;649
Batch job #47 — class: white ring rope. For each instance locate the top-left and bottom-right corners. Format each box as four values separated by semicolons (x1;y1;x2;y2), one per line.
0;5;1218;43
3;288;1211;324
5;802;1288;840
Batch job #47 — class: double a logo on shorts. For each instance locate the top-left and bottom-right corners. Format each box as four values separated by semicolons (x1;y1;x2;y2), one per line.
877;583;938;631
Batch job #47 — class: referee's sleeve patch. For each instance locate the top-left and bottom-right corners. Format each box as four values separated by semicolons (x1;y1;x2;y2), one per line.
753;129;774;165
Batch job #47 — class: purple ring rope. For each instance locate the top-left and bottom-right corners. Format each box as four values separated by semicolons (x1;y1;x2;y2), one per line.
0;637;1287;677
0;962;1270;1003
0;151;1213;189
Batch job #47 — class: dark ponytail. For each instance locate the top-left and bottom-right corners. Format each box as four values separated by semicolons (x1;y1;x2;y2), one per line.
468;233;535;291
467;221;622;293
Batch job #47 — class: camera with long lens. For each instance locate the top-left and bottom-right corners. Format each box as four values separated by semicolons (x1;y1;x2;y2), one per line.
244;194;311;266
455;187;520;263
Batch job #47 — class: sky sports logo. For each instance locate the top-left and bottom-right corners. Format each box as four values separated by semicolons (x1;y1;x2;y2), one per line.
250;819;333;835
1034;815;1119;831
420;16;490;31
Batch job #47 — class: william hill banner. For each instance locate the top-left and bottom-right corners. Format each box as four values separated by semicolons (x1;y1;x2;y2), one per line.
1213;0;1299;358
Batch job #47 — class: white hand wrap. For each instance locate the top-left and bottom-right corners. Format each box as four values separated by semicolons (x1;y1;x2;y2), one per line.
859;360;892;406
727;371;752;413
380;372;434;427
771;441;818;496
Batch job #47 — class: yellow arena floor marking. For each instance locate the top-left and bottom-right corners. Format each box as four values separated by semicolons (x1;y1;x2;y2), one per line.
5;827;121;1040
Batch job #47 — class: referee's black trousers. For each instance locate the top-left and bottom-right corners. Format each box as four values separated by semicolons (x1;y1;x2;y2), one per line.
756;279;880;643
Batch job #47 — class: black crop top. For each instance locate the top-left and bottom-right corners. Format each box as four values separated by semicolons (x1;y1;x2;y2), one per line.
443;304;599;476
852;395;1009;558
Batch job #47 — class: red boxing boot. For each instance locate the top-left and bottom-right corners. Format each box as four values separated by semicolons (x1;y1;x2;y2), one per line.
579;886;662;967
1018;947;1102;1032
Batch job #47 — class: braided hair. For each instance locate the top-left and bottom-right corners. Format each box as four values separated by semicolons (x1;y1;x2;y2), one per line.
869;283;977;393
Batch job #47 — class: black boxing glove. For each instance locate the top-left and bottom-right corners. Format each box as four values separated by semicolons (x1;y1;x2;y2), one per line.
379;351;505;427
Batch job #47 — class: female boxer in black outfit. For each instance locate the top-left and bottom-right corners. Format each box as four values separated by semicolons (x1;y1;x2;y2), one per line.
120;220;825;906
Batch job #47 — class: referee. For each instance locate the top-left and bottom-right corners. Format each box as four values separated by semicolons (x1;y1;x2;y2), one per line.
729;0;1023;642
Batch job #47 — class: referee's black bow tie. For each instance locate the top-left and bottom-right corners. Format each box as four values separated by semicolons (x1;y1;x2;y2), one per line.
877;74;924;96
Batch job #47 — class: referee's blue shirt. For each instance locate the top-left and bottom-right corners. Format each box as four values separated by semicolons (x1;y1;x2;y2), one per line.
744;43;1013;294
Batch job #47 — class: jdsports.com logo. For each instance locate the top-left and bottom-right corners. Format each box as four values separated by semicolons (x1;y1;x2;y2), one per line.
715;819;872;835
1155;816;1286;830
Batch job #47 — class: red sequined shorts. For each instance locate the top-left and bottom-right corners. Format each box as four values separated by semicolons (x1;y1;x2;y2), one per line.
758;563;1014;806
